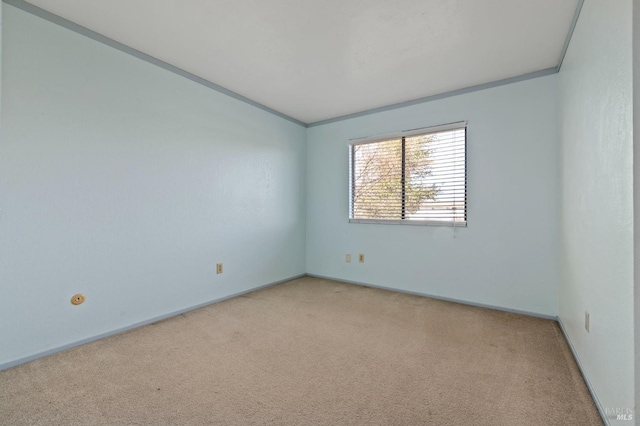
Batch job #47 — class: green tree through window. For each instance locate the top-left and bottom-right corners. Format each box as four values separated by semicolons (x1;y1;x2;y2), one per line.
350;124;466;225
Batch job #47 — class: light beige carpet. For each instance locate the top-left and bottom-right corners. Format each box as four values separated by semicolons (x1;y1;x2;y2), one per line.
0;276;602;425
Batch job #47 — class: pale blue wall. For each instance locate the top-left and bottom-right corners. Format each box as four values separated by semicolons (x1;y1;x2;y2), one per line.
634;0;640;416
0;5;306;368
558;0;634;418
306;75;559;317
2;8;633;418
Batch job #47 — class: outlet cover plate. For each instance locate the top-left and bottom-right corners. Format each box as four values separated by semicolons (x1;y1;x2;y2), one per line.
585;311;589;333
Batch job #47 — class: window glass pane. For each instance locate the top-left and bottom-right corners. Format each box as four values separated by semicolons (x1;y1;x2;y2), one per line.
350;125;466;225
352;138;402;219
404;129;466;223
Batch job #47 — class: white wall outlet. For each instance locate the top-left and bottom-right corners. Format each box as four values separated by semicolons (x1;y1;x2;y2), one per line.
345;254;351;263
585;311;589;333
216;263;223;274
358;254;364;263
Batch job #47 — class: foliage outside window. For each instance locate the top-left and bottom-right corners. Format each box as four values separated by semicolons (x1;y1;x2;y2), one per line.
349;122;466;226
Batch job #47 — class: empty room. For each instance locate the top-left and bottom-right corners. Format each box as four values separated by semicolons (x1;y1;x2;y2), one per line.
0;0;636;425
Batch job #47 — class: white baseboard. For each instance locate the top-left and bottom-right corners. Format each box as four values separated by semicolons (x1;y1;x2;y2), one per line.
0;273;306;372
556;319;609;425
306;273;558;320
1;272;608;426
306;274;607;424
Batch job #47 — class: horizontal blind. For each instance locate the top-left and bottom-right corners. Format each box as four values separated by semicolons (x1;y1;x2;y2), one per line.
350;124;466;225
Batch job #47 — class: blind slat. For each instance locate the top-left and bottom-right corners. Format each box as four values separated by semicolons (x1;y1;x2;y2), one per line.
350;124;467;225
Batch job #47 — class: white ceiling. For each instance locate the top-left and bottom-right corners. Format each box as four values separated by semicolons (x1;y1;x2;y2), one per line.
24;0;580;125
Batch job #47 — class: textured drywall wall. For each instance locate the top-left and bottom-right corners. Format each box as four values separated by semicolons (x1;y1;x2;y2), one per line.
306;75;559;317
558;0;633;419
0;4;306;368
634;0;640;418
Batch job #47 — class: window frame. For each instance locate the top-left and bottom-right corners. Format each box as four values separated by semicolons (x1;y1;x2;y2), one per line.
348;121;467;227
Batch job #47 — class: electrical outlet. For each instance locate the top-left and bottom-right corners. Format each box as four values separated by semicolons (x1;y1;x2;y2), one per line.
345;254;351;263
216;263;223;274
585;311;589;333
359;254;365;263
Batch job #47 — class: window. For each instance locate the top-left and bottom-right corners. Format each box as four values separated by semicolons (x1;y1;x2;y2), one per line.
349;121;466;226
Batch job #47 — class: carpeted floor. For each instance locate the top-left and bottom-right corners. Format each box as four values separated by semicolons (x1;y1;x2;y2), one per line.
0;276;602;425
